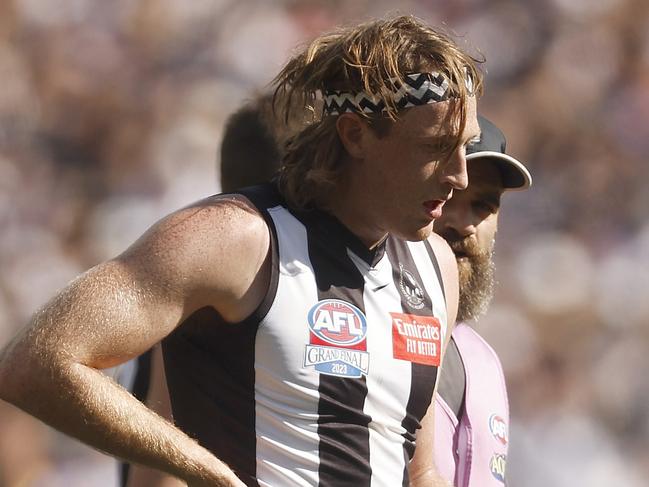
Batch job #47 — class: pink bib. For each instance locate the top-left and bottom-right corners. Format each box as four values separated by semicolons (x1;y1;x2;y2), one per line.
433;323;509;486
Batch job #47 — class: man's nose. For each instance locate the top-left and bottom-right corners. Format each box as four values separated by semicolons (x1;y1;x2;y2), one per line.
437;203;476;239
440;146;468;191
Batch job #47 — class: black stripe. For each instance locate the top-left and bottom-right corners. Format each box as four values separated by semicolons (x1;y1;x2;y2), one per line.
385;238;440;486
436;337;466;418
161;183;283;487
238;183;281;323
306;223;372;487
120;349;155;486
424;239;445;301
162;307;260;486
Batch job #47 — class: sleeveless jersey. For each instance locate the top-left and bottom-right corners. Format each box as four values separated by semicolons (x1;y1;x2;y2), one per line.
162;183;448;487
433;323;509;486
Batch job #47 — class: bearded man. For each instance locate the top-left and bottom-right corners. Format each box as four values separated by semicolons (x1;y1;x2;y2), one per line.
432;115;532;487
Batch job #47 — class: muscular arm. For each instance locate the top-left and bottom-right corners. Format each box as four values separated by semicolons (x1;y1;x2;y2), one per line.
0;196;269;486
409;233;459;487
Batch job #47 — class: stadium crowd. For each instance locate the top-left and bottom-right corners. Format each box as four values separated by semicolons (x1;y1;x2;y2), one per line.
0;0;648;485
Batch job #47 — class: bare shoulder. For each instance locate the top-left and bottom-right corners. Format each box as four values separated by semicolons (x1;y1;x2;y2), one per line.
132;194;269;260
426;232;459;328
0;195;271;376
117;194;271;318
426;232;456;275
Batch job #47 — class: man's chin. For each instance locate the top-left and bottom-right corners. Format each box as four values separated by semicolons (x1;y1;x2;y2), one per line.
398;222;435;242
455;254;496;323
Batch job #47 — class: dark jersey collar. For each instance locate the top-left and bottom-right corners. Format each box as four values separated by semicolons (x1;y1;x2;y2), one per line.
293;207;387;268
237;180;387;268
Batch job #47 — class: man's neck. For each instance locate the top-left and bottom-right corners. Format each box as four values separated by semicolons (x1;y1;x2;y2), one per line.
322;163;388;249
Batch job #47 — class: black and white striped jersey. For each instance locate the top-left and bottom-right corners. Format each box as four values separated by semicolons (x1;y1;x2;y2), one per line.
162;183;448;487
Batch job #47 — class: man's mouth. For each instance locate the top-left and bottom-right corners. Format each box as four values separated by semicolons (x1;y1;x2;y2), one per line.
450;245;474;260
423;199;446;219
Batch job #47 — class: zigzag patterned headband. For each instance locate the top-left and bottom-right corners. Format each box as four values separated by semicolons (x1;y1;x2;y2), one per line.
322;72;473;116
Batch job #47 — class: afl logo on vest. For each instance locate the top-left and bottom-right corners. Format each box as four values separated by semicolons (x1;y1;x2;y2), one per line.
304;299;369;378
489;453;507;483
489;414;508;445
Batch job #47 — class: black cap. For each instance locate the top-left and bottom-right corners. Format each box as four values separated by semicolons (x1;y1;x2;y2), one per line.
466;116;532;191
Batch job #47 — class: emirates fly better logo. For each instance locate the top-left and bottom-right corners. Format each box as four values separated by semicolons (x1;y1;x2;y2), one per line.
391;312;441;366
304;299;369;378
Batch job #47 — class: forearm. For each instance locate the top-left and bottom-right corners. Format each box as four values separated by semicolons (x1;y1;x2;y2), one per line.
0;348;241;486
408;383;453;487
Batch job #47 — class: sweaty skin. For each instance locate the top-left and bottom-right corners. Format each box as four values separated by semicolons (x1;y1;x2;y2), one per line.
0;196;270;486
129;98;478;487
0;95;477;486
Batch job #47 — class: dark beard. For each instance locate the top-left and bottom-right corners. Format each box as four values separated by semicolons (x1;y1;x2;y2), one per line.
447;237;496;322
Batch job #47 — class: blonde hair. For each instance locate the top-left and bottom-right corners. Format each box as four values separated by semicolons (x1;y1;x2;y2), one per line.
272;15;484;209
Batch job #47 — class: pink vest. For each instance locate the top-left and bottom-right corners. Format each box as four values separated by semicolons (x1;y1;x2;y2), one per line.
433;323;509;486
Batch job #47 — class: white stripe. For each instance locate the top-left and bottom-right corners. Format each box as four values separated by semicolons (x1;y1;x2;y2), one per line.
348;250;412;487
255;206;321;486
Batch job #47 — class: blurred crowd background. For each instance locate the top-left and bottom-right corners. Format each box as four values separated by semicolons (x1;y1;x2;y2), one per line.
0;0;648;485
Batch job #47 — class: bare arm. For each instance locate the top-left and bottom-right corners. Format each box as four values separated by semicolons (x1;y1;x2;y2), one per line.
409;233;459;487
0;197;269;486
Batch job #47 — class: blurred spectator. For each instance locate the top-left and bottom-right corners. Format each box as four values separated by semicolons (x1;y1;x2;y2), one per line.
0;1;648;485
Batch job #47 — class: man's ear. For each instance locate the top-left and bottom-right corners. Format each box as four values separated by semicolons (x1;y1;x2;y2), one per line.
336;113;373;159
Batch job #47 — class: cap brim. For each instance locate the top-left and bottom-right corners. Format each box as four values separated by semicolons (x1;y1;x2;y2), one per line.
466;150;532;191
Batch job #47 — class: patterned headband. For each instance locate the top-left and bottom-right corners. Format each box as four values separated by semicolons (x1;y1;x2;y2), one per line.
322;72;473;116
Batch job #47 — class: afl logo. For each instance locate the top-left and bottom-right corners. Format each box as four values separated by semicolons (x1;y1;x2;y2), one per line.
399;264;425;309
489;414;508;445
307;299;367;346
489;453;506;483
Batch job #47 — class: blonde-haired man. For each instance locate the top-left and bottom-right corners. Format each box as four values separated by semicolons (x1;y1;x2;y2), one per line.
0;16;481;486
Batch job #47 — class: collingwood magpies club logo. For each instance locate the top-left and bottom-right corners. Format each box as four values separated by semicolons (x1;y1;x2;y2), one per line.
399;264;425;309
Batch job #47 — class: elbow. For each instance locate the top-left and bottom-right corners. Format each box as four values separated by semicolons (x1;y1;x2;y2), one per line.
0;340;46;407
0;339;82;426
